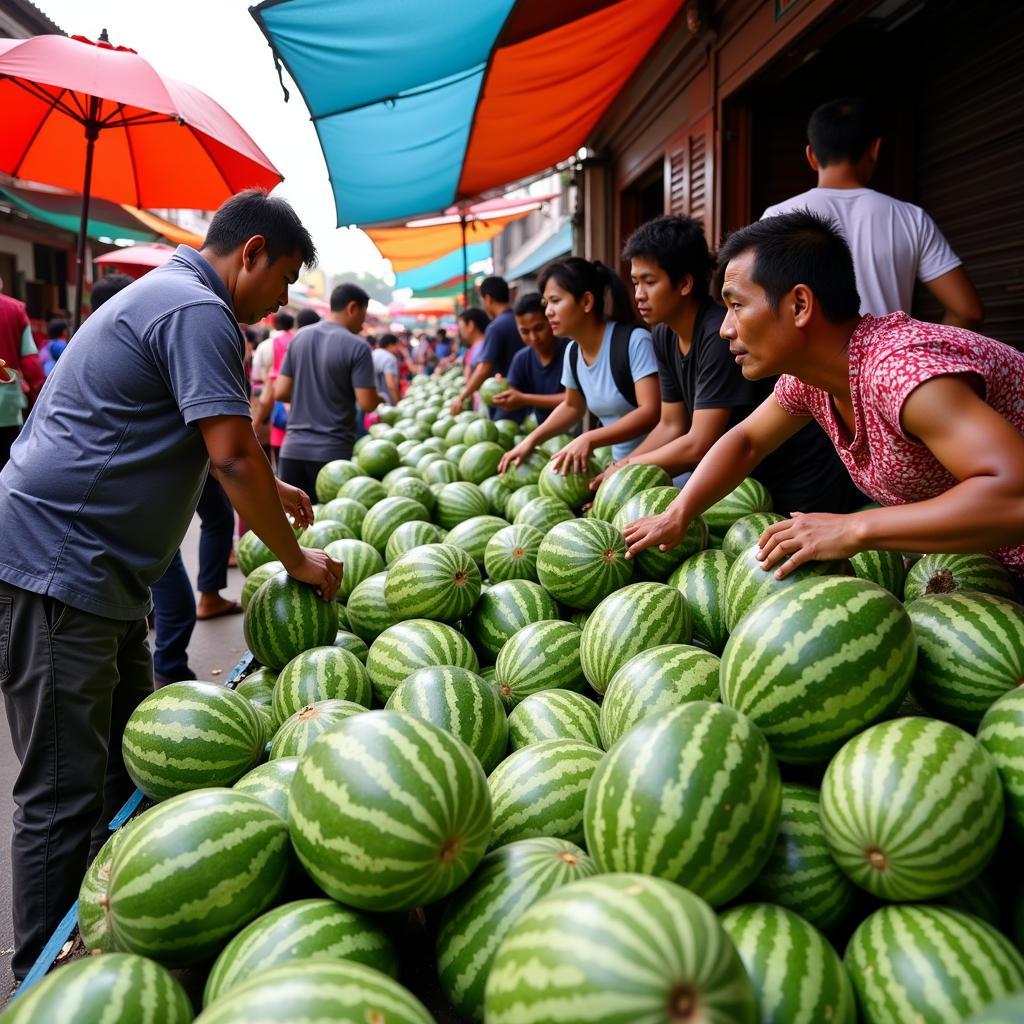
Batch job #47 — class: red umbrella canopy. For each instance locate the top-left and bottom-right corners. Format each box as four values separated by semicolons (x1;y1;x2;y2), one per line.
94;242;176;277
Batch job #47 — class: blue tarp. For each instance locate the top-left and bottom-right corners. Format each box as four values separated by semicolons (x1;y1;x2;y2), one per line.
504;221;573;281
394;241;492;291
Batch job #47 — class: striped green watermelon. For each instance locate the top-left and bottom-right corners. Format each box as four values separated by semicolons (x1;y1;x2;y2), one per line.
107;789;290;965
235;665;277;705
356;438;401;478
820;717;1004;900
315;459;360;502
384;520;445;564
484;524;543;583
495;620;586;707
236;530;276;576
591;445;614;468
288;710;491;910
423;458;460;485
387;474;435;514
437;838;598;1022
384;543;481;624
537;457;601;511
904;552;1017;604
494;418;519;446
122;681;264;800
233;757;298;821
669;549;731;654
436;480;489;529
479;475;510;517
614;489;707;579
508;690;602;751
599;643;720;747
484;873;757;1024
747;783;855;933
359;496;429;554
383;465;422;486
500;449;548;490
3;953;192;1024
194;960;432;1024
272;646;370;726
503;484;540;521
721;576;915;764
850;548;906;595
467;579;559;661
333;629;369;662
385;665;508;772
298;519;354;549
444;422;468;447
514;495;574;533
464;417;500;444
321;537;384;601
240;559;283;610
487;738;604;848
978;688;1024;835
590;463;671;523
460;441;505;484
584;700;782;906
204;898;399;1007
538;433;573;455
479;377;511;407
243;570;340;671
720;903;856;1024
366;618;479;703
703;477;773;545
845;906;1024;1024
966;995;1024;1024
318;496;368;535
580;582;692;694
344;571;398;644
907;592;1024;727
536;518;633;610
270;699;366;759
721;511;785;559
78;825;131;951
446;514;510;568
338;474;388;508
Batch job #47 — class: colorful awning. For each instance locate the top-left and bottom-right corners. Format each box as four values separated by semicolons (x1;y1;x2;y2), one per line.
504;221;573;282
251;0;684;225
0;183;157;241
394;242;492;292
121;206;205;248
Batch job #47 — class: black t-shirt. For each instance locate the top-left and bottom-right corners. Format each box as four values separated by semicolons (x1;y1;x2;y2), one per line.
480;308;525;421
507;337;568;424
652;301;862;515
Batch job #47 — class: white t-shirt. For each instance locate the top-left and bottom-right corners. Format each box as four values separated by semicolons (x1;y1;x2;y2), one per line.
372;347;399;400
250;337;275;386
762;187;961;317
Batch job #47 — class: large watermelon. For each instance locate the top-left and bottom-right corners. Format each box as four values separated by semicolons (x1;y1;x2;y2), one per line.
360;495;430;554
613;488;706;579
500;449;547;490
903;552;1017;603
384;543;481;624
669;548;731;653
315;459;360;502
464;417;500;444
78;825;132;951
384;520;445;564
240;559;283;610
233;758;298;821
338;474;388;508
459;441;506;484
703;477;772;544
508;690;603;751
503;484;541;521
484;524;544;583
272;645;370;726
318;496;369;535
514;495;574;534
966;995;1024;1024
978;687;1024;835
322;539;385;603
850;548;906;595
356;438;401;478
387;474;435;514
344;571;398;644
584;700;781;906
479;376;511;407
590;463;671;523
436;481;489;529
721;511;785;560
446;514;510;569
236;529;276;576
536;518;633;610
288;711;492;910
467;579;559;661
494;620;586;707
297;519;354;550
537;457;602;510
269;699;365;759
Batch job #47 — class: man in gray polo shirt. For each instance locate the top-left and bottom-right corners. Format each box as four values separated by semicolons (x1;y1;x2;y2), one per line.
0;189;342;981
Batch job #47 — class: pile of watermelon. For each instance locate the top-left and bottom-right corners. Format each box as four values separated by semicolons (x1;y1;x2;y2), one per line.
14;364;1024;1024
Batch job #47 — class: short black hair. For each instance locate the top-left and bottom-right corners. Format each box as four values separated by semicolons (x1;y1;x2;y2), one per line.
717;211;861;323
459;306;490;334
622;215;711;291
295;307;320;328
46;317;68;338
90;273;133;311
807;97;880;167
204;188;317;268
273;310;295;331
330;282;370;312
479;276;510;304
514;292;544;317
537;257;636;325
378;332;398;348
436;327;447;339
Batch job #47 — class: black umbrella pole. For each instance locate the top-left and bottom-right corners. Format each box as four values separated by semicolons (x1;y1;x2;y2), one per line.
73;112;100;333
461;212;469;311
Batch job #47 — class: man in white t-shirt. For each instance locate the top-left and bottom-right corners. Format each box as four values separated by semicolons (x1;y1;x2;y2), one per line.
372;333;401;404
762;97;983;328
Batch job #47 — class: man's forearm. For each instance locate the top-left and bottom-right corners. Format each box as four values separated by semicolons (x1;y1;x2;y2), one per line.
626;431;717;475
624;419;681;459
671;425;763;521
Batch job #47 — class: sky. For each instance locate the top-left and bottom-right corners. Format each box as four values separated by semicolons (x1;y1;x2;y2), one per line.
34;0;394;280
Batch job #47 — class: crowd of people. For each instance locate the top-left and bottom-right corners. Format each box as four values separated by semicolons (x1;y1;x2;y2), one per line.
0;93;1022;985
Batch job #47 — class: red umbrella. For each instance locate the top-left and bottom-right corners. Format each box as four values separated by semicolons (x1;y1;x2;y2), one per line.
0;31;282;327
94;242;175;278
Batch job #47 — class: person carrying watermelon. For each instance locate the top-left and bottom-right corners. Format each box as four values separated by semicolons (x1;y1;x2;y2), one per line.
623;210;1024;581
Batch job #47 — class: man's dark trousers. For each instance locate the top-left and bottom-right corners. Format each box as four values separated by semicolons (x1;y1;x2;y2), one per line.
150;549;196;684
197;474;234;593
0;581;153;979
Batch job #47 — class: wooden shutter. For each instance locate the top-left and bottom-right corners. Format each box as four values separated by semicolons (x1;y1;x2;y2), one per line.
665;113;715;240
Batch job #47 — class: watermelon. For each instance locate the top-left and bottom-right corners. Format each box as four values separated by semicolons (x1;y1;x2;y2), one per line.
536;518;633;610
385;665;508;772
538;433;573;455
235;666;277;705
384;543;481;624
488;738;604;848
484;873;757;1024
193;960;432;1024
590;463;671;522
721;511;785;559
907;592;1024;726
495;620;586;707
3;954;192;1024
269;699;365;759
233;757;298;821
978;687;1024;835
464;417;500;444
243;571;339;671
78;825;131;951
721;576;916;763
703;477;773;544
383;465;422;487
845;906;1024;1024
669;548;731;654
315;459;360;502
484;523;543;583
333;629;369;662
903;552;1017;604
107;789;290;964
387;474;435;514
820;717;1004;900
436;480;489;529
580;582;692;694
479;377;511;406
423;458;460;485
122;681;264;800
321;537;384;601
494;418;519;446
720;903;856;1024
338;475;388;508
272;646;370;726
236;529;276;576
445;514;510;568
467;579;559;661
537;457;602;511
356;438;401;478
514;495;574;533
384;520;445;564
360;496;430;554
584;700;782;906
508;690;602;751
297;519;354;549
318;496;368;535
500;449;547;490
240;559;283;610
345;571;398;644
437;838;598;1021
616;498;707;582
747;783;855;933
460;441;505;484
479;475;510;517
966;995;1024;1024
288;710;491;910
850;548;906;595
446;442;469;465
502;484;540;521
599;643;720;747
366;618;479;703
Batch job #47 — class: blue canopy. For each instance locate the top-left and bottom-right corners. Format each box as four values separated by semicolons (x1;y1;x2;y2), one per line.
394;242;492;291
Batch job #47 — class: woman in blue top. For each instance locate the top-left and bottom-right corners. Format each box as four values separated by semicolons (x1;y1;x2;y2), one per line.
499;257;661;476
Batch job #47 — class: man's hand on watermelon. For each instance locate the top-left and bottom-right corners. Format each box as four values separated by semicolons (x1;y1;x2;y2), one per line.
756;512;860;579
286;548;343;601
549;433;593;476
498;438;535;474
622;508;690;558
276;479;314;529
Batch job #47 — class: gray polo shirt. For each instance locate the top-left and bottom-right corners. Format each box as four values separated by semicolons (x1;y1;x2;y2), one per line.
279;321;375;462
0;246;250;620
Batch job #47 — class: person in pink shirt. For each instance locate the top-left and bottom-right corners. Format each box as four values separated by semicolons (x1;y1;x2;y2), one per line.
624;211;1024;581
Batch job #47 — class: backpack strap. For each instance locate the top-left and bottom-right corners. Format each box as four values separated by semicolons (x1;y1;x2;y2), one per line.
568;340;582;392
608;322;637;409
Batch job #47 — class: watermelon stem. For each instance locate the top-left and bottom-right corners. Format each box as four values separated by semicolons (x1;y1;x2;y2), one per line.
925;569;956;594
867;846;888;871
439;835;464;864
668;983;702;1022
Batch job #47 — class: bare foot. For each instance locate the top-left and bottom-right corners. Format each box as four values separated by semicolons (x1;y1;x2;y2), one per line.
196;593;242;620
